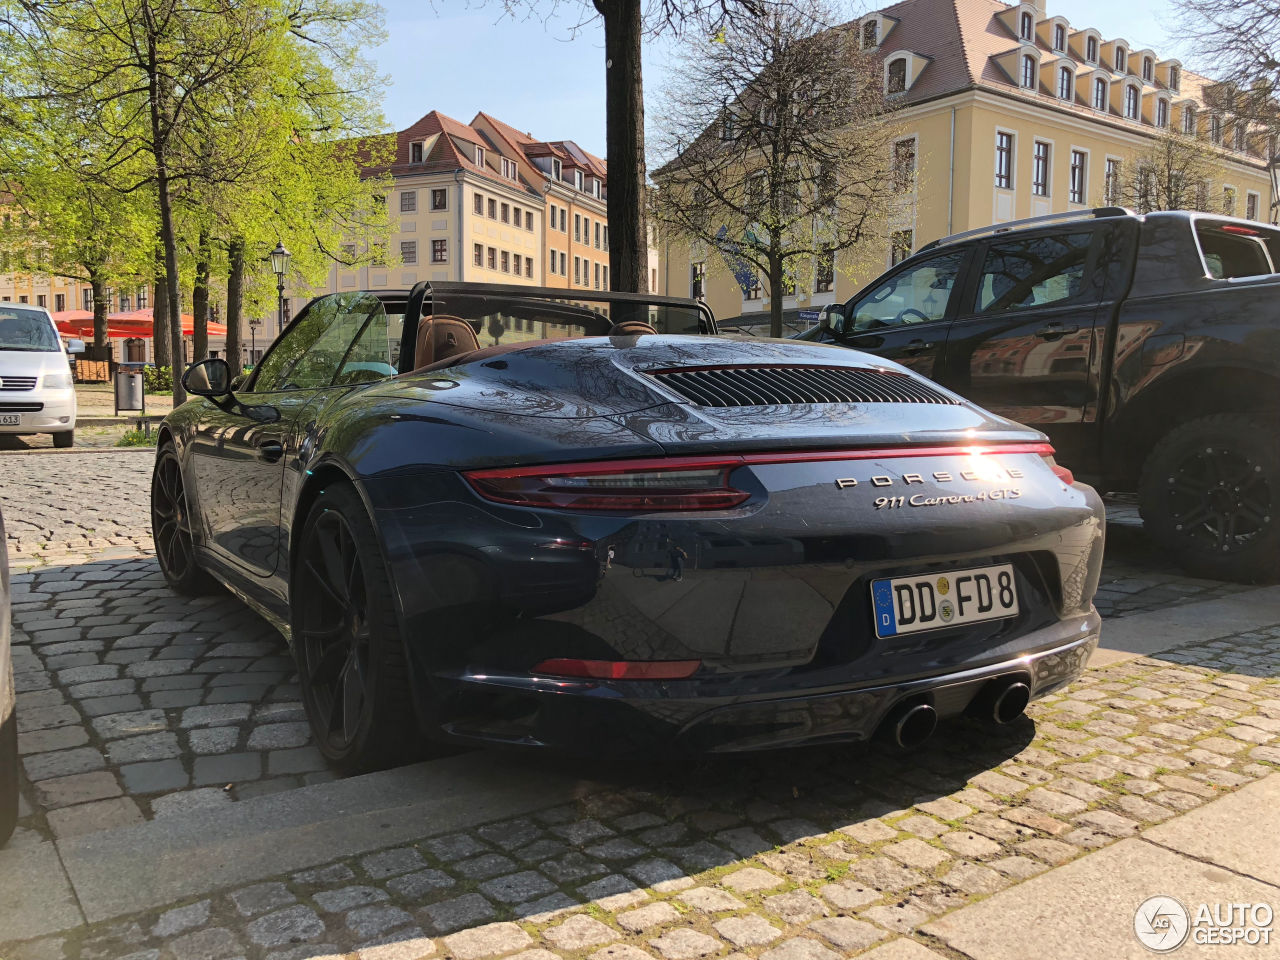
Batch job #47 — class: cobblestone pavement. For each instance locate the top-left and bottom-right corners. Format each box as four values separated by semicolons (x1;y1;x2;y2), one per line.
3;627;1278;960
0;424;145;452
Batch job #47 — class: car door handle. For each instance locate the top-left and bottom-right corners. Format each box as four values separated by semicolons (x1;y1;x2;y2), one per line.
256;441;284;463
1035;322;1080;340
903;339;934;355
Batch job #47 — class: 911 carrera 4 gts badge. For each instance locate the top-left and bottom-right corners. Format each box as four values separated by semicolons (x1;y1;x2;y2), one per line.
835;465;1023;508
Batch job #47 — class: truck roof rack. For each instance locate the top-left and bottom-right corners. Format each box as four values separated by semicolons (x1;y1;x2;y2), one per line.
918;207;1135;253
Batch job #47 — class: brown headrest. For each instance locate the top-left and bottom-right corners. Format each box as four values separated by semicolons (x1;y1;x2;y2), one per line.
415;315;480;370
608;320;658;337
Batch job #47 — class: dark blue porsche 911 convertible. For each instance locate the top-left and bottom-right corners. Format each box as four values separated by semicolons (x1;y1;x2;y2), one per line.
152;281;1103;770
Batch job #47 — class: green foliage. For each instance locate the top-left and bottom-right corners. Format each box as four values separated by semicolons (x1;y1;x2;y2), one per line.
115;427;158;447
143;366;174;395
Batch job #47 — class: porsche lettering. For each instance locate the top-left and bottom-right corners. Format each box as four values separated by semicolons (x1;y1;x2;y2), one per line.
835;465;1024;489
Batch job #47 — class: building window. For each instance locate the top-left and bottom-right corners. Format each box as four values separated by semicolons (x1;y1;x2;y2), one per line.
400;241;417;265
501;250;510;273
82;289;92;311
552;158;562;180
996;132;1015;189
526;256;534;278
1183;105;1197;134
119;292;130;311
603;265;609;289
690;261;705;297
474;243;483;267
525;211;533;231
1169;65;1180;91
892;138;916;192
890;229;914;265
501;157;518;180
603;225;609;250
500;203;510;224
815;248;834;292
410;141;424;163
583;217;591;243
1142;57;1153;81
1094;77;1107;111
1124;85;1139;119
1223;186;1237;216
1053;24;1065;51
1021;55;1036;90
1070;150;1087;204
1235;123;1247;152
1247;192;1260;220
862;18;878;47
1210;115;1222;143
550;203;558;229
1033;141;1050;196
431;189;447;211
431;239;447;263
1115;47;1126;73
18;295;27;303
559;208;567;232
571;169;582;191
594;262;601;289
595;222;602;248
400;190;417;213
475;145;485;167
36;294;46;307
487;247;496;269
138;287;147;308
1086;36;1098;63
1058;66;1072;100
887;58;907;93
487;198;496;219
1105;158;1121;204
55;293;65;312
721;112;736;141
574;214;581;242
592;178;602;198
1019;10;1032;41
573;256;581;285
474;193;483;215
1156;99;1169;128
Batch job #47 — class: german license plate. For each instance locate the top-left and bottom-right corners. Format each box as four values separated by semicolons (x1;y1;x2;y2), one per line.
0;414;20;426
871;563;1018;638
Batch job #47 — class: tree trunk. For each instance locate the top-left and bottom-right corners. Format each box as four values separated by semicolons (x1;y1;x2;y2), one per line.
152;254;170;368
768;247;784;339
192;230;210;362
89;269;109;348
226;237;244;372
597;0;648;293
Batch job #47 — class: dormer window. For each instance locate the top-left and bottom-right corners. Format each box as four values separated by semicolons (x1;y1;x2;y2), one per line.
1235;124;1247;151
1094;77;1107;110
592;177;602;198
552;158;562;180
1086;36;1098;63
1125;84;1139;119
575;169;585;191
1143;57;1154;81
1156;99;1169;128
1058;65;1073;100
1169;65;1181;92
1019;10;1033;41
862;19;878;48
1183;104;1196;134
500;157;518;181
1115;47;1127;73
887;57;907;93
409;140;424;164
1210;114;1222;142
721;112;736;141
474;145;485;167
1021;54;1037;90
1053;24;1066;52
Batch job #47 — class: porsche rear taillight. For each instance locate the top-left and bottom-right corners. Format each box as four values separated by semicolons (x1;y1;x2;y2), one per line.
532;658;701;680
1039;451;1075;485
463;456;750;511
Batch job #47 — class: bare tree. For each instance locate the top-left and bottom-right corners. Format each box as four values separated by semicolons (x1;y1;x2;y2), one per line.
1109;129;1222;213
1174;0;1280;122
652;2;900;337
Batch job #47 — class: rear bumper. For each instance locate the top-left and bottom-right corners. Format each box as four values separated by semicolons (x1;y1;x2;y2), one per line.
428;610;1100;753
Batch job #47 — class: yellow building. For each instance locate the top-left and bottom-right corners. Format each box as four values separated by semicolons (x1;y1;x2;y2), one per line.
665;0;1276;324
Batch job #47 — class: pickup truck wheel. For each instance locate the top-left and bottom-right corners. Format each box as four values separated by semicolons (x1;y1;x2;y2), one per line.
1139;415;1280;583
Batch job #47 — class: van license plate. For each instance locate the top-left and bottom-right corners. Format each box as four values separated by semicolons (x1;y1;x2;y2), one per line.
871;563;1018;638
0;415;20;426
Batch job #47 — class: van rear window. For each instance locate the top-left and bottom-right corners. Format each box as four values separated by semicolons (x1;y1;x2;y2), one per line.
1195;220;1280;280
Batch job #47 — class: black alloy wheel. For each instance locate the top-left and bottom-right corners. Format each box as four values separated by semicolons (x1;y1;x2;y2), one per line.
294;483;419;772
151;444;213;594
1140;415;1280;583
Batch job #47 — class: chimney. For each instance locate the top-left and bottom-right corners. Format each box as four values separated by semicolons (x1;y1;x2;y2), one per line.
1030;0;1047;16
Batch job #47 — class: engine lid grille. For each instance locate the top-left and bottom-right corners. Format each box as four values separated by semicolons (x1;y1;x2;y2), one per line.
648;364;959;407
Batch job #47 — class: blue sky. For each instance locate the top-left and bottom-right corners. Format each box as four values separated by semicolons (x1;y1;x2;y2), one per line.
374;0;1182;156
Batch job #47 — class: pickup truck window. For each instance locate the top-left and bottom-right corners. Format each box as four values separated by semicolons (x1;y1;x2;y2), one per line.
849;249;964;331
974;232;1092;315
1195;221;1280;280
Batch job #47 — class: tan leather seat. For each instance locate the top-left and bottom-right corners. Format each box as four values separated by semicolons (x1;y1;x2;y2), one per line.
608;320;658;336
415;315;480;370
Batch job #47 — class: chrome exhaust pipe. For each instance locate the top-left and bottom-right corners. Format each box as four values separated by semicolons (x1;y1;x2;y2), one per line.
991;681;1031;724
882;701;938;749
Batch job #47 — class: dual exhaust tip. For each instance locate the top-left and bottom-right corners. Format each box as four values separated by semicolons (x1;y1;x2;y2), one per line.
881;676;1030;749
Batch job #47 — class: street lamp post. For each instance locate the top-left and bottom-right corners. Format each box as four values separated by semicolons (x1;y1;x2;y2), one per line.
248;317;261;366
269;240;292;336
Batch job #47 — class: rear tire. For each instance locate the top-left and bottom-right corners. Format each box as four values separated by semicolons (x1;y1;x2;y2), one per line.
0;659;18;848
292;482;422;773
151;443;216;595
52;431;73;449
1139;415;1280;583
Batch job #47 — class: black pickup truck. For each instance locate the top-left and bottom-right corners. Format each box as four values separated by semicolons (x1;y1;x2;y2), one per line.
815;208;1280;582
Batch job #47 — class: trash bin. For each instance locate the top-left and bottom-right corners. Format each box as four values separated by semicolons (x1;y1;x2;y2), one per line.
114;368;144;414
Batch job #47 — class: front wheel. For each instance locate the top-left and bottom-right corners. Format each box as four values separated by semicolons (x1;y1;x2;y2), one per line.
1139;415;1280;583
151;443;215;594
293;482;422;773
52;430;73;449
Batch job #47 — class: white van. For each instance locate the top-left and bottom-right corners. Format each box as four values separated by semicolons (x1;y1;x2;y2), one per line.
0;304;81;448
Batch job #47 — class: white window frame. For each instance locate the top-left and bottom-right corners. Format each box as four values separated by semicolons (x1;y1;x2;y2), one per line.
1032;139;1051;197
1069;148;1088;205
1093;77;1107;112
1086;35;1098;63
1058;65;1073;101
1115;47;1127;73
475;145;485;167
1156;98;1169;129
552;158;562;180
473;243;483;267
1246;190;1261;221
400;190;417;214
995;129;1016;190
886;57;908;94
1124;84;1140;120
1021;53;1037;90
1019;10;1033;41
430;188;447;212
409;140;425;164
400;240;418;266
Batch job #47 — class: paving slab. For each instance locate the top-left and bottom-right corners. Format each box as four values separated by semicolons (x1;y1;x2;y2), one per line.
1143;771;1280;886
58;750;589;925
0;842;84;942
1091;585;1280;666
922;834;1280;959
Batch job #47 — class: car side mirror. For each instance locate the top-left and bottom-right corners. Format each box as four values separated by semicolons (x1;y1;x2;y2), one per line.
820;304;846;336
66;338;85;354
183;357;232;397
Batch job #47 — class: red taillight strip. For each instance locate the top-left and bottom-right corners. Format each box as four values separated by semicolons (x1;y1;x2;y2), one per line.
532;658;701;680
463;443;1055;481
